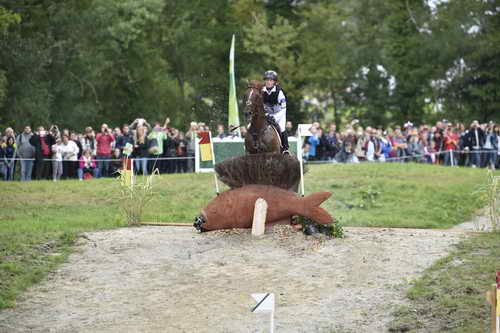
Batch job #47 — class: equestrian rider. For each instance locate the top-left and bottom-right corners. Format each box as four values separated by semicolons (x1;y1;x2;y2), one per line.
262;70;289;154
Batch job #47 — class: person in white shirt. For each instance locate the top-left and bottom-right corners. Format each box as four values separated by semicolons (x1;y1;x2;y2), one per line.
61;135;80;179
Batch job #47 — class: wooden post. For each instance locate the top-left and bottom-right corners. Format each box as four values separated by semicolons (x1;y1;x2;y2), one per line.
252;198;267;237
486;283;497;333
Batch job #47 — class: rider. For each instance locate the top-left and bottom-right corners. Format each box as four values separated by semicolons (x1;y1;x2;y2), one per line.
262;70;289;154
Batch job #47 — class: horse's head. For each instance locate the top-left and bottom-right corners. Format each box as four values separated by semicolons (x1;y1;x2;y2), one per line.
244;80;264;123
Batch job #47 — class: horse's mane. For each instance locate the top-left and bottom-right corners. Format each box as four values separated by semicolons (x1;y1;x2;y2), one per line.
247;80;264;90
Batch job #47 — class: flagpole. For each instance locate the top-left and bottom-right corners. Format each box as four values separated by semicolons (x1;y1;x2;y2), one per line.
228;34;240;137
209;131;220;195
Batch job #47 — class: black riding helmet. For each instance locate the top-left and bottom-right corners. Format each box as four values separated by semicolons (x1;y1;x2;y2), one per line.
263;70;278;81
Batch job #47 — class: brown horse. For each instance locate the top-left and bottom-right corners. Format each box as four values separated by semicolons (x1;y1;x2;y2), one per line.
243;80;281;154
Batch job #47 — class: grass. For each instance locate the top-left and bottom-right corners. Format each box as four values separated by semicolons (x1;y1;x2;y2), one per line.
0;163;494;310
388;231;500;332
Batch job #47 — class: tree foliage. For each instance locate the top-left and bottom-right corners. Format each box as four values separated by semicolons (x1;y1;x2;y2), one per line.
0;0;499;131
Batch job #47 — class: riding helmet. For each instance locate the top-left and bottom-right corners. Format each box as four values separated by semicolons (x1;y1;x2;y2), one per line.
263;70;278;81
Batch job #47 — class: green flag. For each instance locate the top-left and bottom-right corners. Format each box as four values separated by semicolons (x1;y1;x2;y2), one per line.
228;34;240;136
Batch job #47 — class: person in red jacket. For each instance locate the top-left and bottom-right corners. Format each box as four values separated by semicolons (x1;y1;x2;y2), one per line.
95;123;115;177
443;127;459;166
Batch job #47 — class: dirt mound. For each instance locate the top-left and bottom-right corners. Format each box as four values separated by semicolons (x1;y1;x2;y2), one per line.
0;226;465;332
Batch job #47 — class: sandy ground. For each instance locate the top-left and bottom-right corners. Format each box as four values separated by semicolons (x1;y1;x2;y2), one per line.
0;225;468;333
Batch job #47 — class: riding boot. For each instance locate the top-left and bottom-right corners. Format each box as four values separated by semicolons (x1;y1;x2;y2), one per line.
281;131;290;154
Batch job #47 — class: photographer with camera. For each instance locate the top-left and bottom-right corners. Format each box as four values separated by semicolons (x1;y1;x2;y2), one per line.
95;124;115;177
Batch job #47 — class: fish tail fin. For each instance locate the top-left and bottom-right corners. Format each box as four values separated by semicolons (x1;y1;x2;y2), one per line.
300;192;334;224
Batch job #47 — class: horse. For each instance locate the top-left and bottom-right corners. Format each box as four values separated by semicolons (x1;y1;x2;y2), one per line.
243;80;281;154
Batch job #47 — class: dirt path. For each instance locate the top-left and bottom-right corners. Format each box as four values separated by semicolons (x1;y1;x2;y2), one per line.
0;225;468;333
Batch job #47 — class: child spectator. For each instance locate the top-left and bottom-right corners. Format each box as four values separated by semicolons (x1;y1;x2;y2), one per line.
3;137;16;180
78;150;99;180
443;127;459;166
51;138;64;181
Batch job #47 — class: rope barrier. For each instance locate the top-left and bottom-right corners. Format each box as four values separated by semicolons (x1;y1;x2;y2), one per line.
2;156;195;162
304;149;500;164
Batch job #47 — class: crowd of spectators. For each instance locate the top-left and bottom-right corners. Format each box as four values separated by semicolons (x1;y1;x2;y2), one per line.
0;118;499;181
0;118;204;181
300;119;500;169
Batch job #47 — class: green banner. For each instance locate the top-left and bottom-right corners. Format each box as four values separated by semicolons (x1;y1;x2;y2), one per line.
228;34;240;136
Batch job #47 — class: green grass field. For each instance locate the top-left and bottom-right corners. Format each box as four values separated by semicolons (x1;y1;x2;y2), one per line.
0;163;494;312
388;231;500;333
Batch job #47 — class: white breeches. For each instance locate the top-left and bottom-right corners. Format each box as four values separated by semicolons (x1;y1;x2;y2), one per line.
269;110;286;132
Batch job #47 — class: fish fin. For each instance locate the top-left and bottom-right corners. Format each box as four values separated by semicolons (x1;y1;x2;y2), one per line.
301;192;333;224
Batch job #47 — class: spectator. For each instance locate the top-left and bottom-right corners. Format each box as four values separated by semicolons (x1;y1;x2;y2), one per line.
316;128;329;161
115;124;134;153
70;132;83;160
164;128;178;174
393;129;408;162
324;126;339;161
133;125;149;176
51;137;64;181
307;127;320;161
95;124;115;177
457;123;468;166
30;126;56;180
285;121;295;137
379;130;392;162
302;143;311;162
81;127;97;156
148;118;169;173
407;131;425;163
334;129;357;163
3;136;16;180
61;134;79;179
186;122;199;172
465;120;484;168
354;127;368;162
0;138;6;179
109;148;123;177
216;124;226;140
78;150;99;180
365;129;382;162
483;122;498;170
495;125;500;169
443;127;459;166
175;131;188;173
16;126;35;181
3;127;17;176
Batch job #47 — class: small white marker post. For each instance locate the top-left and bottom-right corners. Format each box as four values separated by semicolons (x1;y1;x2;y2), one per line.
297;124;313;197
252;198;267;237
251;293;275;333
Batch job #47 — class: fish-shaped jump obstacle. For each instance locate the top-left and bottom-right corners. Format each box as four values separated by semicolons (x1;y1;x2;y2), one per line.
193;184;334;232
